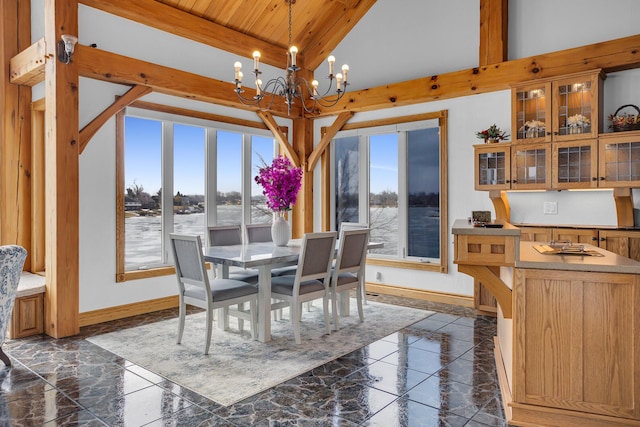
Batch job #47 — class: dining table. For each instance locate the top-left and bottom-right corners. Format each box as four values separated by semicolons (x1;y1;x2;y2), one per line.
202;238;382;342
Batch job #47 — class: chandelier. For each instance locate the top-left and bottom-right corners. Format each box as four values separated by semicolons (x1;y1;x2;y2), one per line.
233;0;350;115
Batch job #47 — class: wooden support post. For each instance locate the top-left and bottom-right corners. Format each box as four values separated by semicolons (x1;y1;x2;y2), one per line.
479;0;508;66
291;115;314;237
613;187;634;227
489;190;510;222
1;0;32;254
44;0;80;338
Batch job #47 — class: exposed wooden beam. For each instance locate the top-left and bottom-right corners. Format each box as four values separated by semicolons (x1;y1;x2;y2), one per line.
479;0;508;66
9;37;46;86
313;33;640;116
44;0;80;338
76;45;297;118
79;85;152;154
128;100;281;132
307;111;354;172
80;0;287;69
256;110;300;168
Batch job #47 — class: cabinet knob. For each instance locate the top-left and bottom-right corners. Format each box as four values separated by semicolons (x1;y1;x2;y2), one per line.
592;177;597;181
512;179;517;183
553;132;559;135
600;237;606;241
506;180;510;183
546;132;552;136
591;237;598;241
600;177;605;180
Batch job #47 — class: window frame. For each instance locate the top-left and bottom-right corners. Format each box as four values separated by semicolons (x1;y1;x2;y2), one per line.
115;104;280;282
326;110;448;274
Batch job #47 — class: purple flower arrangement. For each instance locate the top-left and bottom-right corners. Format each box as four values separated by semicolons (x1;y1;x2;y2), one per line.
255;155;303;212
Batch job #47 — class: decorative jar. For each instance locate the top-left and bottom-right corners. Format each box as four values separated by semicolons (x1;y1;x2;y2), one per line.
271;212;291;246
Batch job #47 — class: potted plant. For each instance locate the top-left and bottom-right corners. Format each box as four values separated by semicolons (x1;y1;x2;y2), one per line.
476;124;509;143
255;155;303;246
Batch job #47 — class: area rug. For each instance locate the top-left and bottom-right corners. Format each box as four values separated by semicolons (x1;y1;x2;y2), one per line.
87;301;433;406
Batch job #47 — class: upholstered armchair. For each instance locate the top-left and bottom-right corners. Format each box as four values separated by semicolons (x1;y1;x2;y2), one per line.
0;245;27;367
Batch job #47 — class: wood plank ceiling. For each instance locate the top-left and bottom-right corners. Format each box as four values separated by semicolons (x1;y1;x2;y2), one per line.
153;0;375;69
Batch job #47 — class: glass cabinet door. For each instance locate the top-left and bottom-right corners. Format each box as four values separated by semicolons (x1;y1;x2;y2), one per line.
511;143;551;190
475;143;511;190
512;82;550;143
598;132;640;187
552;140;598;189
552;71;603;141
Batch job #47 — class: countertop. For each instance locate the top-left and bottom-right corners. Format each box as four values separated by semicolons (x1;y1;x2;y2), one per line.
516;242;640;274
452;219;640;274
451;219;521;236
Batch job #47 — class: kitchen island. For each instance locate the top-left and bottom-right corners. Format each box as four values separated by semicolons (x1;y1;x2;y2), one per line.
453;219;640;427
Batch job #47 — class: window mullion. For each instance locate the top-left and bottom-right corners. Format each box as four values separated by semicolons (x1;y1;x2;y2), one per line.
397;131;408;259
205;129;217;241
162;122;175;264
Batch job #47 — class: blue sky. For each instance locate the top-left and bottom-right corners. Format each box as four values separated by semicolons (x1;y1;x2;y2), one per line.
124;116;437;196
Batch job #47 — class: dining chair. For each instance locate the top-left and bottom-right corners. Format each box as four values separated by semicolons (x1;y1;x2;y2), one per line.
330;228;369;331
245;223;272;243
170;234;258;355
339;222;369;232
270;231;337;344
0;245;27;367
208;225;259;283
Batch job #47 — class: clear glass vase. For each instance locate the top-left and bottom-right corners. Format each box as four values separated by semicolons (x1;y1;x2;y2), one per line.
271;211;291;246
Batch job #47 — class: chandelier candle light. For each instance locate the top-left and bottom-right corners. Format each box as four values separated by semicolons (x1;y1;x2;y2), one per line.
233;0;350;115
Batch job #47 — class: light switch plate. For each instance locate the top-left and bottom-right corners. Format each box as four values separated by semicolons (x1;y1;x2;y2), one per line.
543;201;558;215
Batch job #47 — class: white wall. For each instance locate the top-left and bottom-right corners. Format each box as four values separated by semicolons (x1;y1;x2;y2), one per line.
27;2;640;312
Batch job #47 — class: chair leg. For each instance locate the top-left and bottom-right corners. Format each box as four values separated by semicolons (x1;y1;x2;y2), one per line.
249;299;257;340
291;300;301;344
305;301;313;311
362;280;368;305
0;347;11;367
177;299;186;344
204;308;213;355
237;303;245;332
356;282;365;322
323;296;331;336
222;307;230;331
331;288;340;331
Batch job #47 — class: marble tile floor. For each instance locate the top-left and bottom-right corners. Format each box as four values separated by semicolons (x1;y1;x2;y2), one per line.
0;294;512;426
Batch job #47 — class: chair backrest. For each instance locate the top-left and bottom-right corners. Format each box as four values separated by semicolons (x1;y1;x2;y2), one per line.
296;232;337;284
0;245;27;344
169;234;210;296
245;223;272;243
335;228;370;276
208;225;242;246
339;222;369;232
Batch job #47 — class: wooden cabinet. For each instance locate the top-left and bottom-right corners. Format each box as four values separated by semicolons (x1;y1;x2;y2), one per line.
8;293;44;339
598;229;640;261
474;143;511;190
512;70;604;144
552;227;599;244
552;139;599;189
518;226;553;242
598;131;640;187
511;143;551;190
513;268;640;422
474;144;551;191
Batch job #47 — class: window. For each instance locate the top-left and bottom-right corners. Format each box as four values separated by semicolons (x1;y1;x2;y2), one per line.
116;108;277;280
330;111;448;273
